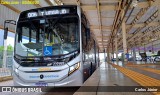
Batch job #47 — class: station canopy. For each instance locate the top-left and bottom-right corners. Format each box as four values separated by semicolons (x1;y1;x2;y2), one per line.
0;0;160;52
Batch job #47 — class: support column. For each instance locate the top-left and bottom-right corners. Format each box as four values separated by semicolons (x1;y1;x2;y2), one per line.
152;41;154;54
144;44;146;53
104;48;106;63
107;50;110;63
131;49;133;56
2;39;7;68
112;42;114;60
133;47;136;63
115;35;118;63
122;9;128;63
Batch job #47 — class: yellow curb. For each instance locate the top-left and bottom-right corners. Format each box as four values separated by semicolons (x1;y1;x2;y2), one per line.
0;76;13;82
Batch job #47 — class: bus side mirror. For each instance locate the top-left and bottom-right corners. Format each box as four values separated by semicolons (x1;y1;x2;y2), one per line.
4;27;8;39
86;28;90;40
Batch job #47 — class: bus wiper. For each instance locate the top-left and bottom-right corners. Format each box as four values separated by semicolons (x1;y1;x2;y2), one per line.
48;16;64;51
47;15;63;42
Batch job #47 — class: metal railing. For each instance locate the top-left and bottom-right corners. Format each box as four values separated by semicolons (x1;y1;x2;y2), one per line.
0;68;12;77
0;51;13;78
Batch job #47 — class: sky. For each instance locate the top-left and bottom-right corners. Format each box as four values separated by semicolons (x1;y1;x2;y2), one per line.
0;29;15;47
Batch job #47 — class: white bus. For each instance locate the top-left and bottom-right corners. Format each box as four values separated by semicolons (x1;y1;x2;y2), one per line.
12;5;99;86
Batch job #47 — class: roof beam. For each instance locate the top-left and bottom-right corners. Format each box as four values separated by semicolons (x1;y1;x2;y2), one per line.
82;2;150;11
126;21;159;29
28;0;41;7
134;26;160;42
122;1;156;47
99;0;119;3
128;10;158;42
75;0;80;5
96;0;104;49
54;0;63;5
90;25;112;30
2;4;21;13
120;10;160;49
126;8;148;33
107;0;123;51
45;0;54;6
1;4;20;33
97;36;109;38
91;21;159;30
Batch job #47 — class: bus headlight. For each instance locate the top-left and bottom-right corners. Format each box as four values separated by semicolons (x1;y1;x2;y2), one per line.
14;68;19;76
69;62;80;75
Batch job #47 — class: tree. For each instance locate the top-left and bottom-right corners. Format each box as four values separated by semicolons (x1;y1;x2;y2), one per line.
0;44;13;51
7;44;13;51
0;46;4;51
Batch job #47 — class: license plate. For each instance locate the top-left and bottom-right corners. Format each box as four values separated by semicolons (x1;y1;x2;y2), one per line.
35;82;48;86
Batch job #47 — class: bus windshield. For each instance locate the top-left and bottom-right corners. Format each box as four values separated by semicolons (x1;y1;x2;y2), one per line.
15;17;79;57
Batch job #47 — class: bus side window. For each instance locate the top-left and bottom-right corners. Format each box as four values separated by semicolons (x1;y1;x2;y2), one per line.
82;24;87;49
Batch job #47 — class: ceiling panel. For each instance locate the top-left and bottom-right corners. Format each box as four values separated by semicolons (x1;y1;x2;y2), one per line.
137;6;157;23
101;11;116;18
61;0;77;4
11;3;36;12
102;18;114;26
89;18;100;25
81;0;97;5
85;10;98;18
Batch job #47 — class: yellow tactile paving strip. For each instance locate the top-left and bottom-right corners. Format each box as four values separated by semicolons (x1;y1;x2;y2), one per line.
136;67;160;75
126;64;159;67
111;63;160;95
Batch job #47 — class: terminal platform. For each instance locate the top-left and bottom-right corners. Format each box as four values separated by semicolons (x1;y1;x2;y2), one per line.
74;62;160;95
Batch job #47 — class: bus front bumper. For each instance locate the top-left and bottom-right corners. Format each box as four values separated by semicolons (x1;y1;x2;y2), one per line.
13;70;83;86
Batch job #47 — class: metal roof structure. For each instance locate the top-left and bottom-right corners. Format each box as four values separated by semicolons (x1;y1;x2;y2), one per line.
0;0;160;52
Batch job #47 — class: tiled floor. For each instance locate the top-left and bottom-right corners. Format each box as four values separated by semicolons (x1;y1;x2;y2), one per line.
74;62;155;95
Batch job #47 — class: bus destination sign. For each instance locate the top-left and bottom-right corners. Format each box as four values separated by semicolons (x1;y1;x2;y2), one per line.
27;9;69;18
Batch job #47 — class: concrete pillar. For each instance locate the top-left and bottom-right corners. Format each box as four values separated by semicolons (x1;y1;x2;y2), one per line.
131;49;133;56
138;47;140;53
115;35;118;63
104;49;106;67
112;42;114;60
107;50;110;63
133;47;136;63
152;41;154;54
144;44;146;52
122;9;128;62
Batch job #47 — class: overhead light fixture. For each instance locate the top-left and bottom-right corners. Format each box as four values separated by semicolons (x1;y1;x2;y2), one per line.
151;38;157;41
132;0;138;7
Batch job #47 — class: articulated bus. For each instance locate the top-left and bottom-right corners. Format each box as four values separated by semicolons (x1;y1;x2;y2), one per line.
13;5;99;86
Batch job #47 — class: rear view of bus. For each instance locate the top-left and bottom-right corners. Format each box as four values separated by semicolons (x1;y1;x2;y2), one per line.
13;5;83;86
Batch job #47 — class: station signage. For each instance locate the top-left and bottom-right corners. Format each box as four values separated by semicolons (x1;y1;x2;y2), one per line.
27;9;69;18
